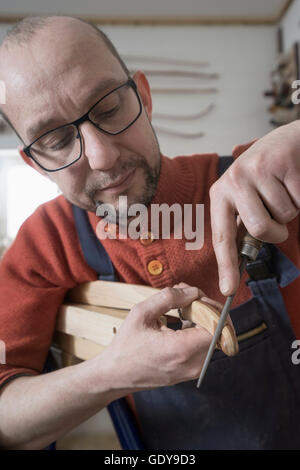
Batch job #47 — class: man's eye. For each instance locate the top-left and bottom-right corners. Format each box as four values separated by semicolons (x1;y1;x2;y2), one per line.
43;133;74;151
95;105;120;120
50;139;70;151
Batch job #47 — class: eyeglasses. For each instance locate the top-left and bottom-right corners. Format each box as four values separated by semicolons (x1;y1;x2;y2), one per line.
23;78;142;172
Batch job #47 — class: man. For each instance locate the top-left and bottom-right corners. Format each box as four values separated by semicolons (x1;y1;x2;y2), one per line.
0;16;299;450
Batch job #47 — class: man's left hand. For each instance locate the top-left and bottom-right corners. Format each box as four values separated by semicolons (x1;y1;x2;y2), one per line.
209;121;300;296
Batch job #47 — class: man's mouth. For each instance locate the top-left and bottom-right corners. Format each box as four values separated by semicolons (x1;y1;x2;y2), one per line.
100;168;136;193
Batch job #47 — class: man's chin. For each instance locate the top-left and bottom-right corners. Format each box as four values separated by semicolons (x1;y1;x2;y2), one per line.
74;161;159;215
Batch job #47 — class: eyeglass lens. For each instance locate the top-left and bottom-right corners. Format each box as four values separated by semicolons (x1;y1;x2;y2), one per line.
29;82;140;171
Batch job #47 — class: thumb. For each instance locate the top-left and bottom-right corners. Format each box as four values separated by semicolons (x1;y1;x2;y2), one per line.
136;286;200;323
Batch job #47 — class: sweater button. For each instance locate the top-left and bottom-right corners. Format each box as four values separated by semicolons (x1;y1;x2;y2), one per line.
148;259;163;275
140;231;154;246
104;224;118;235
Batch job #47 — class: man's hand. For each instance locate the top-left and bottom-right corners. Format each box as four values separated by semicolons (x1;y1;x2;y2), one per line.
101;285;214;392
210;121;300;296
0;284;220;449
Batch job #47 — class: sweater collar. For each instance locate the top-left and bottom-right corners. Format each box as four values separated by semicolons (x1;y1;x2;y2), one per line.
150;153;195;206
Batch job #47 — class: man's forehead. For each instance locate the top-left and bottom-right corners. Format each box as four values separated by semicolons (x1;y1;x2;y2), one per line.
0;27;127;141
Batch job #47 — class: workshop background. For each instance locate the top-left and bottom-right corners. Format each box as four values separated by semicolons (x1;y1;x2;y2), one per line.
0;0;299;450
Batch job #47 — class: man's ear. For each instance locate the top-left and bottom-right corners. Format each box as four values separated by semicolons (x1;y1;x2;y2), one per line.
18;145;50;178
132;71;152;120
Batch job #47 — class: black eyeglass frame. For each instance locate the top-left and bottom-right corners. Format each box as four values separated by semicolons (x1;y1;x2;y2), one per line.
23;78;142;172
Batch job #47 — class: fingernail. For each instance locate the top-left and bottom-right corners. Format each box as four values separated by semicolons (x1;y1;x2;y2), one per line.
220;279;230;295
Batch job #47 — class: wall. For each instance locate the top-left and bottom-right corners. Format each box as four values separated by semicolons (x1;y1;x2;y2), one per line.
102;25;277;157
281;0;300;51
0;0;288;20
0;24;277;156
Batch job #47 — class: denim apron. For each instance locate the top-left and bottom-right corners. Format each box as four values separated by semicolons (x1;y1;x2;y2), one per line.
47;156;300;450
131;247;300;449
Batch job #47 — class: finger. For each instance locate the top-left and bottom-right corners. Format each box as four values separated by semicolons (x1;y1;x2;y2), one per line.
173;283;207;329
181;319;194;330
285;171;300;209
134;286;201;323
178;323;212;357
210;193;240;296
234;183;288;242
173;282;206;298
194;323;219;348
173;282;190;288
256;178;299;225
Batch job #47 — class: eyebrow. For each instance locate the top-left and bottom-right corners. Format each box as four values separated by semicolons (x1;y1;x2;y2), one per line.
26;77;127;142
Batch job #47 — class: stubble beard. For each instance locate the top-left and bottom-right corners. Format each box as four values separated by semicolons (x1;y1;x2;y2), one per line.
86;123;161;223
89;152;161;225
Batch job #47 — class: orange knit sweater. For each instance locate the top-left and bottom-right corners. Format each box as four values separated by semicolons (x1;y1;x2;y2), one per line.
0;152;299;389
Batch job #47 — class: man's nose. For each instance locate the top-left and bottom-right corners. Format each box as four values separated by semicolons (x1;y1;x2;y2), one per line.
79;121;121;171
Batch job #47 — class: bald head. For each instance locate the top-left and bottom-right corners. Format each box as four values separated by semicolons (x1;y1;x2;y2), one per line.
1;16;129;74
2;16;53;47
0;16;129;139
0;15;159;214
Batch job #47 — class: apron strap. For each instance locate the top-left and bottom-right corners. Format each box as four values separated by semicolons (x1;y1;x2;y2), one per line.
72;204;116;281
218;155;233;177
71;203;144;450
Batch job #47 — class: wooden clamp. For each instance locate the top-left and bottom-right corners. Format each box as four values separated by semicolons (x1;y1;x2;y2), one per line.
53;281;238;362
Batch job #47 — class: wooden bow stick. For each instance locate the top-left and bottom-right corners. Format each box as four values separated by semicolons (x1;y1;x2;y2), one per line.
53;281;238;362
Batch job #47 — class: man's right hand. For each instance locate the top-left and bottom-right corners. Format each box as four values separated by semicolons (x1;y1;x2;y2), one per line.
0;285;213;449
100;285;213;394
